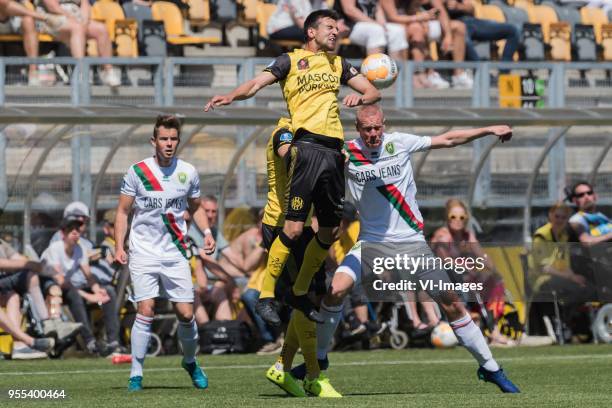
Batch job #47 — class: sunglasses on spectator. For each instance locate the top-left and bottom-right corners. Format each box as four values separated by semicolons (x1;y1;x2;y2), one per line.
448;214;467;221
574;190;594;198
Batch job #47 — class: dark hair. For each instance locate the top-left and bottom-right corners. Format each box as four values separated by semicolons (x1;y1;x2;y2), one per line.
303;9;339;38
61;218;83;233
565;180;594;201
153;114;182;139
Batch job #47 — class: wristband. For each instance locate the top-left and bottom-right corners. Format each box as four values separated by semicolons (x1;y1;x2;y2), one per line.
203;228;212;236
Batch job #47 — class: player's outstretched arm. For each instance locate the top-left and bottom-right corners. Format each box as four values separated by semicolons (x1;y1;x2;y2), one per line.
343;75;382;107
188;197;216;255
114;194;134;265
430;125;512;149
204;72;278;112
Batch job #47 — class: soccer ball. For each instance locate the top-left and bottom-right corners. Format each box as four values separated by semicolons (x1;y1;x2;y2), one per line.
430;322;458;348
360;53;399;89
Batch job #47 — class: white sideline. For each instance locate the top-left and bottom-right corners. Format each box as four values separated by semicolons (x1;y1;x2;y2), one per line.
1;353;611;377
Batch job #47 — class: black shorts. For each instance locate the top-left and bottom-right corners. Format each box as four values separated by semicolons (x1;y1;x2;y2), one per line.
285;132;345;228
0;271;29;295
261;223;327;296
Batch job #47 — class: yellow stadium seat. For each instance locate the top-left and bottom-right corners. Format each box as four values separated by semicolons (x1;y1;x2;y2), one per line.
256;3;302;48
476;4;505;22
581;6;609;44
184;0;211;26
238;0;258;24
518;4;559;43
115;19;139;57
602;23;612;60
91;0;126;41
474;5;507;59
151;1;221;45
549;22;572;61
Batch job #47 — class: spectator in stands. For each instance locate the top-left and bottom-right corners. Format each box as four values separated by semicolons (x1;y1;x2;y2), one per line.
36;0;121;87
0;3;41;85
0;305;54;359
379;0;468;88
42;218;112;355
530;202;598;337
443;0;520;63
1;237;80;358
218;213;265;286
335;0;409;61
268;0;316;41
431;198;513;345
568;181;612;244
89;209;125;354
187;197;234;324
0;0;64;28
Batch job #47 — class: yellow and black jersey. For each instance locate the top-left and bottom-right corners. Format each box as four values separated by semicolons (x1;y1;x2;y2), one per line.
262;117;293;227
263;49;359;141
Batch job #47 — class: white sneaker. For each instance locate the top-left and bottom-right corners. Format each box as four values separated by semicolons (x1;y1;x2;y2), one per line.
452;71;474;89
12;345;48;360
100;68;121;87
426;71;450;89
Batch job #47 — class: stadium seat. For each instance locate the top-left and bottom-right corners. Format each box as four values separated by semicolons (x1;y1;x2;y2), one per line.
115;19;139;58
580;6;609;44
602;23;612;60
498;2;529;32
548;22;571;61
151;1;221;46
184;0;211;27
521;4;559;43
474;4;507;59
91;0;126;41
573;24;597;61
237;0;257;25
522;23;546;60
141;20;167;57
476;4;506;22
122;1;152;45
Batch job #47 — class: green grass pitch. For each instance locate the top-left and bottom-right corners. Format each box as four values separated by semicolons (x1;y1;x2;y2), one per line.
0;344;610;407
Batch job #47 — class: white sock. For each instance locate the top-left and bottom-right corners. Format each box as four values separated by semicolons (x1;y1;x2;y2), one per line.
450;314;499;372
178;317;199;364
316;301;343;360
130;314;153;378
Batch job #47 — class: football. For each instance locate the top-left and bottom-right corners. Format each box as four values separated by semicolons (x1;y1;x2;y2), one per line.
431;322;459;348
360;53;399;89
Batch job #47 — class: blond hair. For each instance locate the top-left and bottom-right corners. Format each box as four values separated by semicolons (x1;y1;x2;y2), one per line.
445;198;469;221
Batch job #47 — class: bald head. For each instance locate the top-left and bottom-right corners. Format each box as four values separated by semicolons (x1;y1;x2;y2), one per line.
355;104;385;148
355;104;384;125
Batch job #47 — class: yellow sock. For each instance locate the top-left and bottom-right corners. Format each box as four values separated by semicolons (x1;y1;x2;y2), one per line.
260;235;292;299
277;313;298;370
292;236;329;296
294;310;319;379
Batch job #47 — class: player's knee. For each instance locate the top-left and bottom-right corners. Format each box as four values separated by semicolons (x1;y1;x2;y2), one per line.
137;301;155;317
283;221;303;240
317;227;339;244
177;311;194;322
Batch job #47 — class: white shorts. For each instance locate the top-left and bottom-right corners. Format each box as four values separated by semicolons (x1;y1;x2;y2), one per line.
349;22;409;53
428;20;442;42
129;257;194;303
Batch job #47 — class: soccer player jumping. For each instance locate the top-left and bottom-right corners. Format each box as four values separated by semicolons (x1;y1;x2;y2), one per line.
205;9;381;326
115;115;216;392
290;104;520;393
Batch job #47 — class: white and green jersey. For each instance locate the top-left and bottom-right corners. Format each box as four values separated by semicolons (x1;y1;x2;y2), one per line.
121;157;200;260
345;132;431;243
